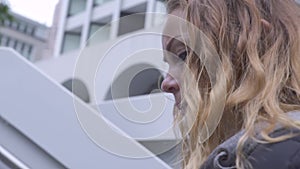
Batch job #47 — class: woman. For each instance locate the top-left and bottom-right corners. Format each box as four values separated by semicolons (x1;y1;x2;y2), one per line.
160;0;300;168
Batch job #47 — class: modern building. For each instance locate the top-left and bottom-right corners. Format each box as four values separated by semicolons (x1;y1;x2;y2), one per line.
0;12;50;62
36;0;168;104
51;0;165;57
0;1;181;168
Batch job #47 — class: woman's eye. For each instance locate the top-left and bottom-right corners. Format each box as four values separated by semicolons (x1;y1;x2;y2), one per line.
178;51;187;61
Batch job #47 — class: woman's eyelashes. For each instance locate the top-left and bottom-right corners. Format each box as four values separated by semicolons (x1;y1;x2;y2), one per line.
178;51;187;61
164;50;187;64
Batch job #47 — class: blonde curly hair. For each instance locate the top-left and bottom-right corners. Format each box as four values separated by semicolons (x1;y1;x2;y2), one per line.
165;0;300;168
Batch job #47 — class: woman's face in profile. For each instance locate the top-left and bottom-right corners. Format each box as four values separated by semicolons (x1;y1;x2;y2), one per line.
161;9;187;110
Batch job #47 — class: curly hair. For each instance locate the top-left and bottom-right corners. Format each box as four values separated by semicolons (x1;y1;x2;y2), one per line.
165;0;300;168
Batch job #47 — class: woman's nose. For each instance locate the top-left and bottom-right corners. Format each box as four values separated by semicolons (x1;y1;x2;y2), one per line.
161;74;179;93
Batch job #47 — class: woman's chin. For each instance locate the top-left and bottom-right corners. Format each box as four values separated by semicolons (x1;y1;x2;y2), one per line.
175;102;181;109
173;102;187;118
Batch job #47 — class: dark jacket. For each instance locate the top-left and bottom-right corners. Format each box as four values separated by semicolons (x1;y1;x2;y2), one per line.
200;112;300;169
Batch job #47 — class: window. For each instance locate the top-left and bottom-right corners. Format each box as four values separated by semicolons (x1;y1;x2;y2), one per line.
61;32;81;54
118;3;147;36
11;21;18;30
28;45;33;57
1;36;8;46
30;27;36;36
67;0;86;17
15;41;23;53
88;23;110;46
18;22;26;32
0;34;2;45
5;37;11;46
8;38;15;48
118;12;145;36
93;0;112;6
22;44;32;59
25;26;35;35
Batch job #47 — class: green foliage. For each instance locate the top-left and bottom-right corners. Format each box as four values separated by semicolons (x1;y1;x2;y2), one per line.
0;3;13;25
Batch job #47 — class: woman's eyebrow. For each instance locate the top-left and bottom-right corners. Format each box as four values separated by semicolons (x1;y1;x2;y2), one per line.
163;36;179;63
165;35;183;52
163;34;188;62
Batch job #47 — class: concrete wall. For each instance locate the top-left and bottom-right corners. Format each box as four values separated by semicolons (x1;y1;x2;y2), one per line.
36;25;167;104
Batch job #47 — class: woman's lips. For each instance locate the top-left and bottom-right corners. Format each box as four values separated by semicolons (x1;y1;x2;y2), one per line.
174;93;181;107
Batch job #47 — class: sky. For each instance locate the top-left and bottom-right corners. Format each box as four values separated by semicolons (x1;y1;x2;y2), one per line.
9;0;59;26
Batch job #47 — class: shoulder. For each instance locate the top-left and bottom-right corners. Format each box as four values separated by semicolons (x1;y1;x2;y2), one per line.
200;112;300;169
201;130;300;169
247;129;300;169
247;112;300;169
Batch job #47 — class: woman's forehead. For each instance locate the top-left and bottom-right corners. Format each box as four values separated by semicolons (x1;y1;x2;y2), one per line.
163;9;185;37
162;9;185;46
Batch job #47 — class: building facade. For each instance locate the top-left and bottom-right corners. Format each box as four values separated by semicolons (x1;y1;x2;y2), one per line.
36;0;168;104
53;0;165;57
0;12;50;62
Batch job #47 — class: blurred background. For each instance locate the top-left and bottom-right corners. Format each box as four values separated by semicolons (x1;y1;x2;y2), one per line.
0;0;168;103
0;0;182;169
